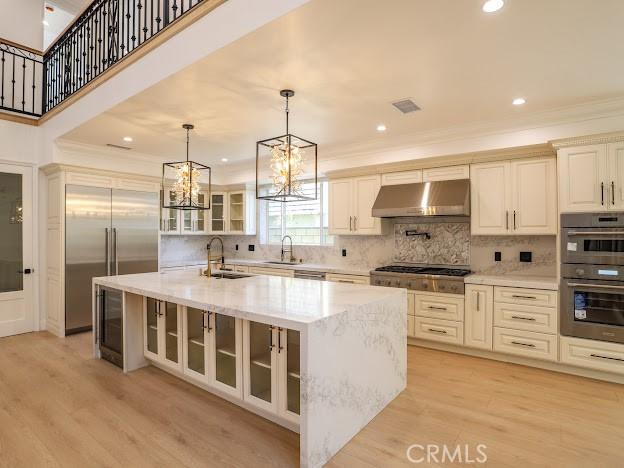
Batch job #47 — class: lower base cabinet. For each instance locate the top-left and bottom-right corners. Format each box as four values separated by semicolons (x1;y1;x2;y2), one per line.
182;307;243;398
493;327;558;361
464;285;494;350
243;321;300;424
143;297;183;371
560;336;624;374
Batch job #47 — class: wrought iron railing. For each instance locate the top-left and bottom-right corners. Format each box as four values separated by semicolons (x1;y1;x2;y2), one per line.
0;41;44;117
42;0;209;114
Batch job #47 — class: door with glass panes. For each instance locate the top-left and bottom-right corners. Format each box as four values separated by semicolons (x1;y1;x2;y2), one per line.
278;328;300;423
0;164;33;337
183;307;242;397
143;297;182;370
181;191;209;234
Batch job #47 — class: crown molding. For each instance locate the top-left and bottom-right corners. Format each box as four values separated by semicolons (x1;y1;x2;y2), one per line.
550;131;624;149
325;143;555;179
39;162;162;183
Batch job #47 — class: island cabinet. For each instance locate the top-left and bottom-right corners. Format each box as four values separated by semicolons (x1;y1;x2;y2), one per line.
182;307;243;398
143;297;183;371
243;321;300;424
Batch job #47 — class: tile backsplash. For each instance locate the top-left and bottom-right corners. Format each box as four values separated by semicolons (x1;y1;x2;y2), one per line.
160;220;557;277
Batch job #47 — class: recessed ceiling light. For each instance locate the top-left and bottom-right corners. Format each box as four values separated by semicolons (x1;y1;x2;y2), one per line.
221;158;228;162
482;0;504;13
512;97;526;106
42;20;49;26
123;136;133;142
376;124;387;132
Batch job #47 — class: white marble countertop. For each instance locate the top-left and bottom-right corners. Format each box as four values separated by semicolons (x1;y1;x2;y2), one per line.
160;258;372;276
94;270;401;330
465;274;559;290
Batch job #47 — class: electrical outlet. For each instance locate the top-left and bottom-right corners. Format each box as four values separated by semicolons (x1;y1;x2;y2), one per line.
494;251;501;262
235;244;239;251
520;251;532;262
342;249;347;257
248;244;255;252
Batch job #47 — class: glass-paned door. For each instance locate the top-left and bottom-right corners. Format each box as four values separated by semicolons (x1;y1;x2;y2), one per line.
164;302;180;365
229;192;244;233
211;193;225;233
186;307;206;376
145;297;159;356
0;165;33;338
246;321;276;408
285;329;300;415
161;189;179;233
214;314;237;389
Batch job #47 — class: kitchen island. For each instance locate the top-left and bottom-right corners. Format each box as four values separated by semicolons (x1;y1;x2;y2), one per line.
92;270;406;468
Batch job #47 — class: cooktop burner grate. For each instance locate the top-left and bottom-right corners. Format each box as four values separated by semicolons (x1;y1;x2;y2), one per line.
374;265;471;277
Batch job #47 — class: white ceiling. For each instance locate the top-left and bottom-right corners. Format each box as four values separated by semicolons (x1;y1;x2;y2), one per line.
61;0;624;168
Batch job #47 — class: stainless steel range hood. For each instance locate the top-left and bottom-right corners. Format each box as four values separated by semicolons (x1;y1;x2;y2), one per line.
372;179;470;217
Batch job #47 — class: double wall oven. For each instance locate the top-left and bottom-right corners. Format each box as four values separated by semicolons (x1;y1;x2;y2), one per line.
561;213;624;344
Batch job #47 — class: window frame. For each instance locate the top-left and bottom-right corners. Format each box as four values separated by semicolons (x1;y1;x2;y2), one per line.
264;180;332;246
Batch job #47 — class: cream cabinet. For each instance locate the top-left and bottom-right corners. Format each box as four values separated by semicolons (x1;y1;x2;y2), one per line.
422;165;469;182
326;273;369;284
248;266;295;278
464;285;493;350
183;307;243;397
209;192;227;233
381;170;422;186
242;321;300;423
558;142;624;213
471;157;556;235
329;175;384;235
143;297;183;371
560;336;624;375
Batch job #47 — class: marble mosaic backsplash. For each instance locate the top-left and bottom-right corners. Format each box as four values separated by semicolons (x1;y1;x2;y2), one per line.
160;221;557;277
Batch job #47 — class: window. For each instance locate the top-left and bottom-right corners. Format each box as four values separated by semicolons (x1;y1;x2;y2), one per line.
265;181;333;245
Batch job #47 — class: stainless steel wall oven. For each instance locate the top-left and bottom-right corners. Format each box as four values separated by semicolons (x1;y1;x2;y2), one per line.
561;213;624;344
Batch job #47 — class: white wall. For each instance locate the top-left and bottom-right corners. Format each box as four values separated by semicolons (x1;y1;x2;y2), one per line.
1;0;44;51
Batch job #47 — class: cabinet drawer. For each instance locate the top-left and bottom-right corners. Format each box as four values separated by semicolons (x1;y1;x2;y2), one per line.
326;273;370;285
234;265;250;273
413;317;463;345
248;267;295;278
493;302;557;334
493;327;557;361
407;291;415;316
560;336;624;375
414;293;464;321
494;287;557;308
407;315;415;338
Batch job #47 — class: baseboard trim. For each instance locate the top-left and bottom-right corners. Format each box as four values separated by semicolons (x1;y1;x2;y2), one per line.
408;337;624;385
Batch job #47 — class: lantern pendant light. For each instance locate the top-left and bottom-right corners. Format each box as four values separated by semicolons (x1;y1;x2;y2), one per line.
162;124;211;210
256;89;318;202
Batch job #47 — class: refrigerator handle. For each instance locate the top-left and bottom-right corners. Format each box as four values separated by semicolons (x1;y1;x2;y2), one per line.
113;228;119;276
105;228;111;276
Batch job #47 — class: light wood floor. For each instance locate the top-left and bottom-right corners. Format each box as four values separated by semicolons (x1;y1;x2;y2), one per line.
0;332;623;467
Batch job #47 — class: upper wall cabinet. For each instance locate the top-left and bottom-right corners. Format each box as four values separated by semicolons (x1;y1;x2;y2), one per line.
471;157;557;235
558;143;624;212
329;175;384;235
380;165;469;186
381;170;422;186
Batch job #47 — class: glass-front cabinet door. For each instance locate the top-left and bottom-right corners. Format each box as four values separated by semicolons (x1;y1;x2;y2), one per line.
183;307;210;381
210;192;226;233
163;302;182;369
144;297;160;360
243;321;278;412
161;189;180;234
212;314;242;396
279;328;300;423
228;191;244;234
180;191;209;234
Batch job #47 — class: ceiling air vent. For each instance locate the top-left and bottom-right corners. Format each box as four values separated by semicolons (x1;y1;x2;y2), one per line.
106;143;132;150
392;98;421;114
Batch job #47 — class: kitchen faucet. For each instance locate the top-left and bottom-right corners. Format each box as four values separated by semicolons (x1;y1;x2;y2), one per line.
281;235;296;263
204;236;225;277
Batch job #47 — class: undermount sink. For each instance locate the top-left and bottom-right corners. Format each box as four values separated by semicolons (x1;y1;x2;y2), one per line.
211;273;250;280
264;261;298;265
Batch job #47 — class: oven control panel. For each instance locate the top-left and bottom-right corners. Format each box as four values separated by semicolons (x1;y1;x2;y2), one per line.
562;263;624;281
370;274;465;295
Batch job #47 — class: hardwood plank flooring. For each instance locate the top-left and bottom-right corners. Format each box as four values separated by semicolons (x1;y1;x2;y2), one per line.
0;332;622;467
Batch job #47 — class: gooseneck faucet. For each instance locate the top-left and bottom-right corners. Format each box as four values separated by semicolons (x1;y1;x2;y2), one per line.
204;236;225;277
281;235;295;263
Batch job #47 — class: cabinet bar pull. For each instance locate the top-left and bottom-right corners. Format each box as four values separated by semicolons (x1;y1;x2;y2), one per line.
427;328;448;334
476;291;480;312
612;181;616;206
349;216;353;231
277;327;284;353
506;211;509;230
428;306;448;310
513;210;517;230
511;315;536;321
601;182;605;205
511;341;536;348
567;231;624;236
590;353;624;363
511;295;537;300
567;282;624;291
337;280;355;283
354;216;357;231
269;325;275;351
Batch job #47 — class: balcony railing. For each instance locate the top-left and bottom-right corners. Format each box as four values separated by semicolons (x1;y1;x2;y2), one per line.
0;41;44;117
1;0;217;119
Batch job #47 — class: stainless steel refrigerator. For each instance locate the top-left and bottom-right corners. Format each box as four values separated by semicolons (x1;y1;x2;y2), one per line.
65;185;159;335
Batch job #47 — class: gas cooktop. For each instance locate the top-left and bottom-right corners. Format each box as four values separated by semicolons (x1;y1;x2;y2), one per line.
370;265;471;294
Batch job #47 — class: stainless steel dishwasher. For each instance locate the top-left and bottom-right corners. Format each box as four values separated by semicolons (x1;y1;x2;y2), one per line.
294;270;326;281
